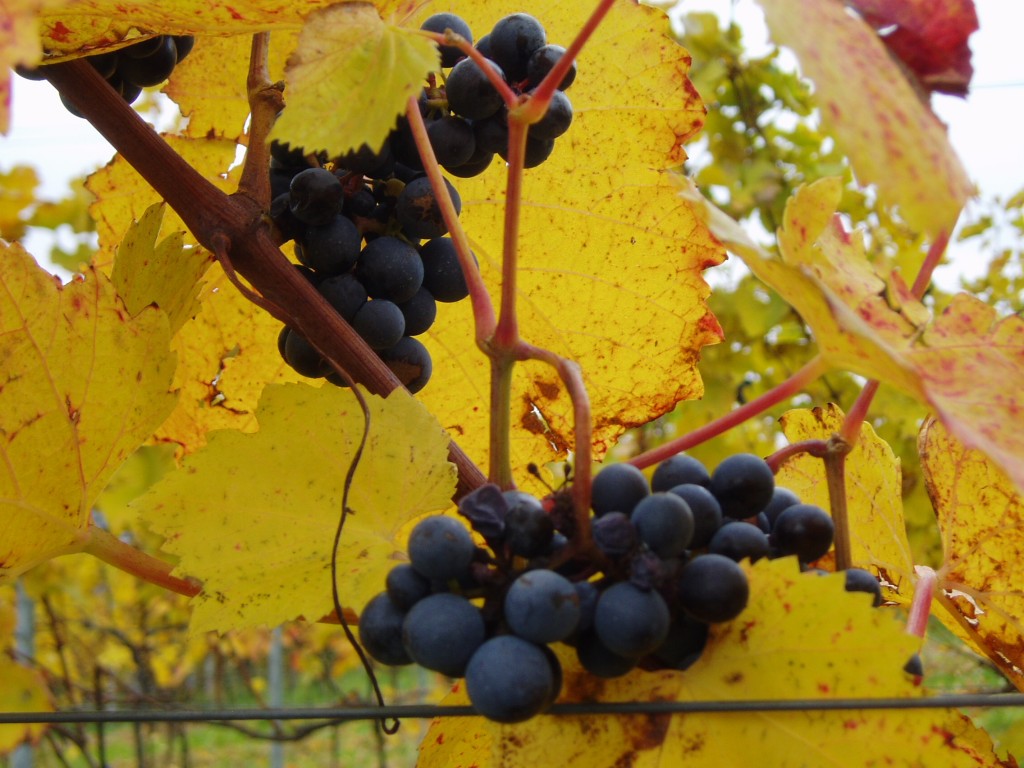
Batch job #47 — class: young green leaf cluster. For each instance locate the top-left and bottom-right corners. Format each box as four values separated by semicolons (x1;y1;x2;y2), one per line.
269;139;475;393
421;11;578;173
359;451;886;722
19;35;195;116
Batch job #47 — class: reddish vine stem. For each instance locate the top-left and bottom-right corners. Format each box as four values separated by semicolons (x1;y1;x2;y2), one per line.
84;527;200;598
907;566;937;639
41;55;486;503
629;356;829;470
764;439;829;473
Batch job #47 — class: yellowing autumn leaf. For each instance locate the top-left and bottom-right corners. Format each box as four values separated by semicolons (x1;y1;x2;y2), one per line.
138;383;456;634
0;165;40;240
421;558;1009;767
920;417;1024;690
0;242;176;582
0;656;52;752
406;0;723;487
0;0;71;133
756;0;973;239
775;404;915;597
111;202;212;335
682;177;1024;496
270;3;439;158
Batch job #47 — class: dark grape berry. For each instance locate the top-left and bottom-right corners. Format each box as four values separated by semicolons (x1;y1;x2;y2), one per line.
297;215;362;275
772;504;834;563
762;487;802;528
318;273;367;322
352;299;406;350
446;57;506;120
289;168;344;226
357;236;424;303
503;493;554;557
117;36;178;87
397;287;437;336
385;564;431;610
845;567;883;607
282;328;326;377
631;493;695;558
708;520;771;563
527;44;577;90
576;630;636;678
504;569;581;644
406;516;475;582
667;484;723;548
359;593;412;666
591;512;637;557
380;336;433;393
421;12;474;68
652;455;711;492
652;613;709;671
677;554;749;623
396;176;461;240
402;593;485;677
419;237;472;302
465;636;558;722
528;89;573;140
709;453;776;519
594;582;671;658
489;13;547;83
591;463;649;517
427;115;476;167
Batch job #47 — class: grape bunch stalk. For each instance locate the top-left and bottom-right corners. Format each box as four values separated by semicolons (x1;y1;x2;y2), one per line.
360;451;889;723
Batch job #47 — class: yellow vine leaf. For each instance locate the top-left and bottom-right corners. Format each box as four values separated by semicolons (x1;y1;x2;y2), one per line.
756;0;973;239
420;558;1010;767
269;3;439;158
110;202;213;335
775;404;915;598
0;243;176;582
407;0;723;489
0;165;40;240
920;417;1024;691
0;0;70;133
0;656;52;752
682;177;1024;496
137;383;456;634
164;33;295;141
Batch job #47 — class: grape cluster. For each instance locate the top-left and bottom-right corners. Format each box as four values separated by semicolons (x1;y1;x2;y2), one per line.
270;148;472;393
420;11;578;174
359;452;887;722
19;35;195;116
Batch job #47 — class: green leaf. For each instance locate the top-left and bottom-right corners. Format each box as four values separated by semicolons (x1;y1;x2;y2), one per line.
269;3;439;157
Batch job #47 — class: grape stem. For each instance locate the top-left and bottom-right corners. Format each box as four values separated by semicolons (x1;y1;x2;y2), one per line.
84;526;200;598
823;434;853;571
906;565;936;639
629;356;830;470
765;439;829;473
425;32;518;110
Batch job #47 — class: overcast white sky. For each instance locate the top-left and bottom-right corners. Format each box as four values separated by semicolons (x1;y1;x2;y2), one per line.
2;0;1022;284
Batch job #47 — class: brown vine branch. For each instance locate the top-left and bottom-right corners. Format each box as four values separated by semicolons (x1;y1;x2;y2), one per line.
823;434;853;571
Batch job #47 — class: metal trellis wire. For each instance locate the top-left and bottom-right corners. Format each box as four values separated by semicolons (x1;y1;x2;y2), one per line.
5;694;1024;725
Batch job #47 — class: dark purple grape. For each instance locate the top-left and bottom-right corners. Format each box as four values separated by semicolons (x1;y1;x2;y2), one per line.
709;453;776;519
473;112;510;155
356;236;424;303
592;512;637;557
282;328;326;377
652;455;711;491
122;36;168;59
289;168;343;226
380;336;432;393
352;299;405;350
631;493;695;558
762;487;801;528
444;147;495;178
446;57;505;120
489;13;547;83
385;564;432;610
576;630;636;678
420;237;472;303
527;44;577;90
421;12;474;68
398;287;437;336
594;582;671;658
402;593;485;676
504;569;580;644
297;214;362;275
845;567;883;607
396;176;461;240
465;636;557;722
427;115;476;167
503;492;554;557
359;593;412;666
651;614;708;671
667;484;722;548
335;140;394;178
677;554;749;623
708;521;770;563
772;504;834;563
591;463;650;517
317;272;367;322
406;516;475;582
117;36;178;86
172;35;195;63
457;484;507;540
528;89;573;140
